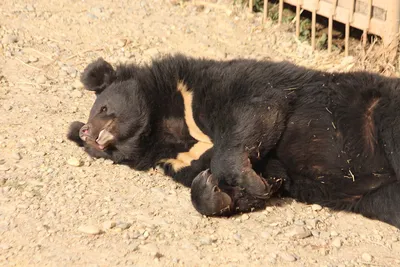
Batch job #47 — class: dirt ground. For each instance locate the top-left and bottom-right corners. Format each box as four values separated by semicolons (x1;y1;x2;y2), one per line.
1;0;400;266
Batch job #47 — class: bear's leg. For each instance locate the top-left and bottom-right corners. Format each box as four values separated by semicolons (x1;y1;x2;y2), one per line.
190;159;288;216
352;182;400;229
209;104;286;199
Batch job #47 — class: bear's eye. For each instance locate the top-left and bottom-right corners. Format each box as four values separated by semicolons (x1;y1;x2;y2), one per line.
100;106;107;113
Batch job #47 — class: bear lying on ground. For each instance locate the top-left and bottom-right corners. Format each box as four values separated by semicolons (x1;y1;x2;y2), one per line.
68;54;400;229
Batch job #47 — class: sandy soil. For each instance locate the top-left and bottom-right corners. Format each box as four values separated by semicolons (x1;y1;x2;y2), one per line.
0;0;399;266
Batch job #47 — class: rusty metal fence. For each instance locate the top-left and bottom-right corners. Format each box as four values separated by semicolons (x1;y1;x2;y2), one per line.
249;0;400;56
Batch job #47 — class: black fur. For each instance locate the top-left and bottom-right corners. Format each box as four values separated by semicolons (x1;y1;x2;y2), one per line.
68;54;400;229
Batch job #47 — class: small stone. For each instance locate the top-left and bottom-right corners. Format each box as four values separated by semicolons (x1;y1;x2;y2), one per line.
143;231;150;238
330;231;338;237
153;252;163;259
0;244;12;250
311;230;319;237
200;237;213;246
78;225;102;235
311;204;322;211
102;221;116;230
294;220;305;226
306;219;318;229
72;80;83;89
12;152;22;160
241;214;250;220
130;230;141;239
3;104;12;111
26;4;35;12
67;157;82;167
116;222;131;230
0;177;6;186
36;75;47;84
332;237;342;248
66;66;77;77
285;226;312;239
28;56;38;63
362;253;372;262
117;39;127;47
319;248;328;255
71;90;83;98
0;165;10;171
265;207;274;212
2;34;18;44
143;48;159;58
280;252;297;262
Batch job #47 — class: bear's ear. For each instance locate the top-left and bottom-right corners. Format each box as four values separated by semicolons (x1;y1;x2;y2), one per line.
80;58;116;93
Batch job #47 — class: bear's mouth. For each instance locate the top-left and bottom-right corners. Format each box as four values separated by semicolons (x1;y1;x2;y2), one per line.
79;119;116;150
96;129;114;150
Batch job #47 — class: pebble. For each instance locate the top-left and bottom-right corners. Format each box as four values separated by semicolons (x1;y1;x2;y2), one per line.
28;56;38;63
3;104;12;111
116;39;127;47
36;75;47;84
78;225;102;235
102;221;116;230
0;165;10;171
71;90;83;98
306;219;318;229
143;231;150;238
331;237;342;248
62;66;77;78
25;4;35;12
294;220;305;226
12;152;22;160
2;34;18;44
0;244;12;250
241;214;249;220
116;222;131;230
279;252;297;262
265;207;274;212
200;237;214;246
130;230;142;239
0;178;6;186
285;226;312;239
311;204;322;211
330;231;338;237
67;157;82;167
362;253;372;262
72;80;83;89
143;48;159;58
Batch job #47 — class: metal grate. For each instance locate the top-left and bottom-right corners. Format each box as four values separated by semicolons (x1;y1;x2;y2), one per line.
250;0;400;56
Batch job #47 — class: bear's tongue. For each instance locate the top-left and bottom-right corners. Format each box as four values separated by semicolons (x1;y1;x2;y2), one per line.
96;129;114;149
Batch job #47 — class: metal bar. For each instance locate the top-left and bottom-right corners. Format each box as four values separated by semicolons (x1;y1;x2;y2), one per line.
263;0;269;23
311;9;316;50
349;0;355;23
278;0;284;25
296;0;300;37
328;0;338;53
345;21;350;56
362;0;372;47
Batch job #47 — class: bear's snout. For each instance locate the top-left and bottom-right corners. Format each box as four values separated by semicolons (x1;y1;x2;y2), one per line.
79;123;92;141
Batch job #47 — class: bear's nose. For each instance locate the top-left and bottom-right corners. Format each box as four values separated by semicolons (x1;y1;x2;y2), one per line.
79;124;92;141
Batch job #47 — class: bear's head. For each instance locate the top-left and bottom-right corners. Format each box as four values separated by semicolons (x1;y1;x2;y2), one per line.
67;58;149;155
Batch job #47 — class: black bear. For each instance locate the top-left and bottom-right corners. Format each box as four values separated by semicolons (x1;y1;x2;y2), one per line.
68;54;400;229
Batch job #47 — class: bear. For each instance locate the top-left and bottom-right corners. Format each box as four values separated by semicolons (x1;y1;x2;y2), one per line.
67;55;293;213
68;54;400;229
